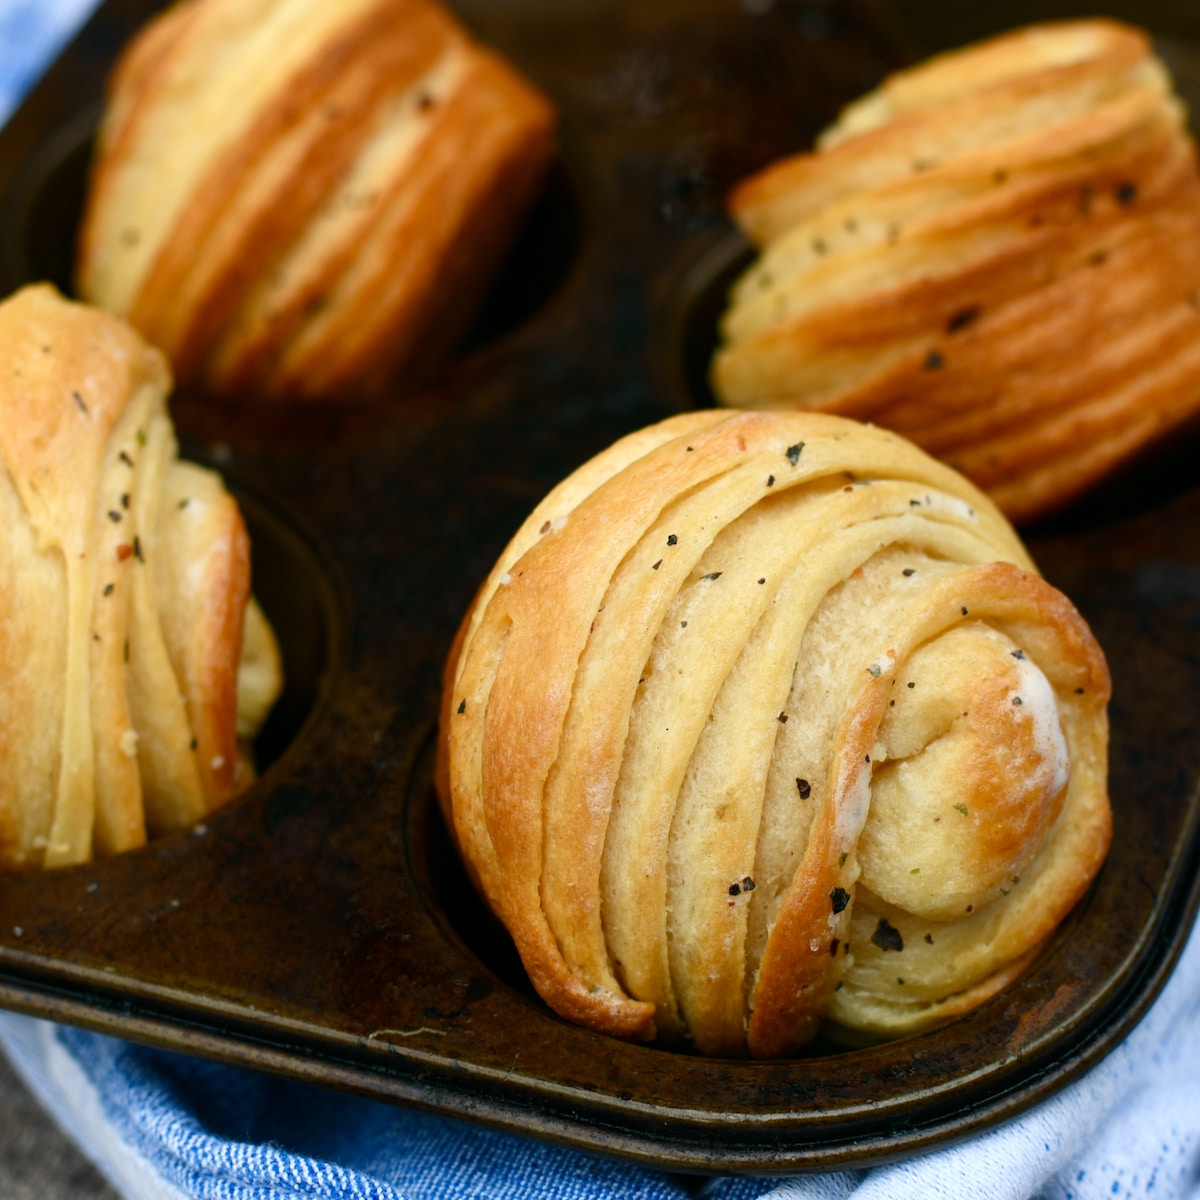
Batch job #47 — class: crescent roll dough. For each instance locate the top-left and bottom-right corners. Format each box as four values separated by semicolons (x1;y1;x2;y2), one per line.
437;410;1111;1058
76;0;555;402
0;285;282;870
713;20;1200;524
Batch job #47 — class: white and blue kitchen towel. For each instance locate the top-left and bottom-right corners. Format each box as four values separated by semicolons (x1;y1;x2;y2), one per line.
1;0;1199;1196
1;915;1199;1200
0;0;97;127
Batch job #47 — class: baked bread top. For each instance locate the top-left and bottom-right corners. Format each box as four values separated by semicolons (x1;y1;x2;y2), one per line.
0;284;281;869
77;0;555;403
437;409;1111;1057
713;20;1200;523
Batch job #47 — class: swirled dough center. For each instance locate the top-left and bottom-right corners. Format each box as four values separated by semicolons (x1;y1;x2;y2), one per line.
860;623;1070;920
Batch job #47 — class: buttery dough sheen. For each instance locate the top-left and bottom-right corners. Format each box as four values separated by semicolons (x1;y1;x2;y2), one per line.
714;20;1200;524
77;0;555;402
0;285;281;870
437;409;1111;1057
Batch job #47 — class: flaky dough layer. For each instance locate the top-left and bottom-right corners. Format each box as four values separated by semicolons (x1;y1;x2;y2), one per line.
77;0;555;403
0;285;281;869
714;20;1200;524
437;410;1111;1058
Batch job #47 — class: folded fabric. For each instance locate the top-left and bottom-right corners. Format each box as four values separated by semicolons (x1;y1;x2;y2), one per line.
1;911;1198;1200
0;0;97;126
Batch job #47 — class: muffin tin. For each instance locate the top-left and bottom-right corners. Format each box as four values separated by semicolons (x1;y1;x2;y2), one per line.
0;0;1199;1175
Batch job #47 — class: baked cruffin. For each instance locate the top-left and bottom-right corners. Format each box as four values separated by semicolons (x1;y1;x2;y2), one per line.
437;409;1112;1058
76;0;555;403
712;19;1200;524
0;285;282;870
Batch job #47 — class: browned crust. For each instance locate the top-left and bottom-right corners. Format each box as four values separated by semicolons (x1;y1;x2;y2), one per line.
0;285;275;867
78;0;556;403
714;18;1200;524
747;562;1110;1057
440;409;1110;1056
730;20;1152;242
216;47;554;400
135;0;460;381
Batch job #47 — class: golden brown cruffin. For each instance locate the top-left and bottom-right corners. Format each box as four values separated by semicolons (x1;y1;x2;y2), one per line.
436;409;1112;1058
712;19;1200;524
0;285;282;870
76;0;555;403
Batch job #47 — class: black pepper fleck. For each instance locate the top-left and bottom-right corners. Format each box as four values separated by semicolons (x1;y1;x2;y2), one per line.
796;778;811;799
830;887;851;914
872;919;904;952
785;442;805;465
946;306;981;333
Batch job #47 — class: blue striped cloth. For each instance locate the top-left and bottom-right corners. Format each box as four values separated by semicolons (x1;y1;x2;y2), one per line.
1;1;1199;1197
0;0;97;125
1;918;1198;1200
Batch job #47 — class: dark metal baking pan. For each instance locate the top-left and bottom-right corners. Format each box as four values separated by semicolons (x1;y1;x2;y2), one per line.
0;0;1198;1175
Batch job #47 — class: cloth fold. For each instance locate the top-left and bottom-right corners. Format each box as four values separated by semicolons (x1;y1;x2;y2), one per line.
1;913;1199;1200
